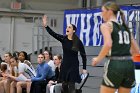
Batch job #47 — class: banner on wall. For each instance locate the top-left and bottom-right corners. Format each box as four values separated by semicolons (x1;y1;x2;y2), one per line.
63;6;140;46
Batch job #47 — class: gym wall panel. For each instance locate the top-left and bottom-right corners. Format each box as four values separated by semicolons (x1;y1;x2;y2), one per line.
14;18;33;53
0;17;11;58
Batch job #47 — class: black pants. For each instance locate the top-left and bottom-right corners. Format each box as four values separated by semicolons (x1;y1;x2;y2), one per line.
30;80;48;93
62;82;75;93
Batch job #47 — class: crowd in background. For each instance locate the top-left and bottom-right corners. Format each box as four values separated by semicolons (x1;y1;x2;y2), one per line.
0;50;62;93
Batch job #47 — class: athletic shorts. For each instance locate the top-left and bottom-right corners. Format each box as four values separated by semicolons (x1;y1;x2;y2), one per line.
102;59;136;89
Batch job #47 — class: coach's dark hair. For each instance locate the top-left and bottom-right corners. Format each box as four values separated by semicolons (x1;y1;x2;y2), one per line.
71;24;80;51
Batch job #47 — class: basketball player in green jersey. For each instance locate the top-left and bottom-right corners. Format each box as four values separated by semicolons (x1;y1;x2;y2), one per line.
92;1;140;93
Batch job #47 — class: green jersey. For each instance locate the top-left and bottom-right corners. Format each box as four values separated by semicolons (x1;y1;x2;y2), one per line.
110;21;131;56
102;22;135;89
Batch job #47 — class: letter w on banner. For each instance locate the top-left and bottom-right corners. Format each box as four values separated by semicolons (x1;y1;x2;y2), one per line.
63;6;140;46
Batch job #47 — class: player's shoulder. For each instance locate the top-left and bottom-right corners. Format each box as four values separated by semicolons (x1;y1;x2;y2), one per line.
101;22;113;33
101;21;112;27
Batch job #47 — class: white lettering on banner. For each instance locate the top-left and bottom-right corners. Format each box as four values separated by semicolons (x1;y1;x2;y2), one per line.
65;13;103;46
64;6;139;46
92;12;102;46
128;11;135;33
65;14;79;26
123;10;128;21
80;14;92;46
128;10;139;39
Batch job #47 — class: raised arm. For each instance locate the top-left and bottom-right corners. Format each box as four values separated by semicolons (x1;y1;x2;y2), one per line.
42;15;64;42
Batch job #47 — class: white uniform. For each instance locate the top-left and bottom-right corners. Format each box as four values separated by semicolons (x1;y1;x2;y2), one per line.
18;62;36;79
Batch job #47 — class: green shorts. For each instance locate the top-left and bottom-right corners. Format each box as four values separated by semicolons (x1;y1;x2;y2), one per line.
102;59;136;89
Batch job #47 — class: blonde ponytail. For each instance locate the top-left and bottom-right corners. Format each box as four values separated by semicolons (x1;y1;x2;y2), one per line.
120;10;129;31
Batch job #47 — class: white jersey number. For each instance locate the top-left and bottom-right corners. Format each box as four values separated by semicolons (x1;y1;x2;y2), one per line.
118;31;130;44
